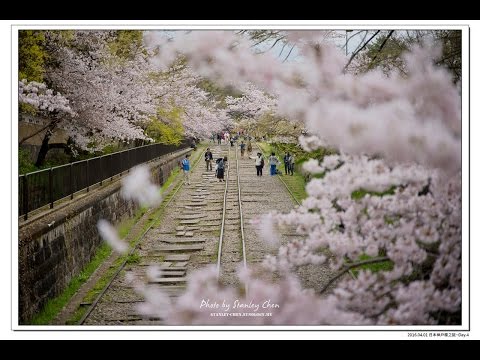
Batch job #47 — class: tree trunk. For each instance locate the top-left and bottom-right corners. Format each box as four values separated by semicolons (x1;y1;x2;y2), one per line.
35;139;74;167
35;129;53;167
33;119;75;167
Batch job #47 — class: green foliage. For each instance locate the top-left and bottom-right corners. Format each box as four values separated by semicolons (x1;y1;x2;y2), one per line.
19;145;78;174
19;30;47;82
74;141;132;161
350;254;394;277
358;30;461;83
146;107;185;145
361;33;408;73
19;103;38;115
280;171;308;201
197;78;241;106
100;143;125;155
434;30;462;84
107;30;144;60
351;186;396;200
18;147;37;174
251;114;302;139
269;142;337;173
126;252;141;264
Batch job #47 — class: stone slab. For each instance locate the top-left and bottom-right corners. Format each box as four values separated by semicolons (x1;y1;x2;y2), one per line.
164;254;191;261
179;219;200;225
138;261;173;267
156;271;185;277
154;244;204;251
174;262;188;267
160;238;205;244
186;203;207;207
178;214;206;220
149;277;187;283
157;285;187;290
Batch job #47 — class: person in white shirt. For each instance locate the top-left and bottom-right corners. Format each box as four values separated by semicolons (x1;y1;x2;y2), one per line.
254;152;264;176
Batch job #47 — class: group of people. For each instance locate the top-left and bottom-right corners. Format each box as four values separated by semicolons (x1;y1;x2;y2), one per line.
254;151;295;177
204;147;227;182
239;141;253;158
213;132;255;149
180;148;227;185
180;144;295;186
214;132;231;145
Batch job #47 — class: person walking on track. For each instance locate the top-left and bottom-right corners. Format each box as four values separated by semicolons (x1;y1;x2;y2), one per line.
247;140;252;157
205;148;213;171
268;152;280;176
240;141;246;158
216;156;227;182
284;152;291;176
288;154;295;175
255;152;264;177
182;154;191;185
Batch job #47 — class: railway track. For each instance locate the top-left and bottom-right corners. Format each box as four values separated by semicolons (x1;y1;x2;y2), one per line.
216;144;248;289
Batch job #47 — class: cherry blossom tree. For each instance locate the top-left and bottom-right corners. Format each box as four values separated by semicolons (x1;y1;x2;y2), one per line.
225;82;277;119
18;79;77;166
154;64;231;138
19;31;154;165
19;80;74;116
224;82;291;138
43;31;161;152
19;30;232;166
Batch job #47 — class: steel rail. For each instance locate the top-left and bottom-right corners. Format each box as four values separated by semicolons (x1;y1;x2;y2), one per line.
235;145;247;270
216;145;231;279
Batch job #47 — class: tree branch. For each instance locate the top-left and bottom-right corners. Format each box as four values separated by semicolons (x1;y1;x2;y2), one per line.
257;36;287;54
283;45;296;63
367;30;395;70
19;119;61;146
341;30;366;50
320;256;390;294
278;42;288;58
344;30;381;72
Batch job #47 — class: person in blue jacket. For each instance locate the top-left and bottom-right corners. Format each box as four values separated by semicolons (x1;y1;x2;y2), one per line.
182;154;191;185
